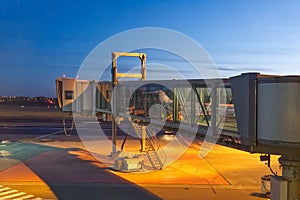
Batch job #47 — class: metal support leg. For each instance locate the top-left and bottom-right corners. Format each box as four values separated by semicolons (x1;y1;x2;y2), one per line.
141;125;146;152
278;156;300;200
112;118;117;156
111;52;118;157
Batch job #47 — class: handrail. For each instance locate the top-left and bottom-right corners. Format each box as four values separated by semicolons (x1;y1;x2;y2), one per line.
146;126;167;164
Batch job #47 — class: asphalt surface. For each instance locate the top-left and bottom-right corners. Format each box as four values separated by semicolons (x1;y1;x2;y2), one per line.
0;105;278;200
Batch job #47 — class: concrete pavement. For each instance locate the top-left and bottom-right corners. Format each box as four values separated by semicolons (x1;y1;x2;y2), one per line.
0;136;280;200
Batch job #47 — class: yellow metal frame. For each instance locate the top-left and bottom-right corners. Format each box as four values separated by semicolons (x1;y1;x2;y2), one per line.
112;52;146;85
111;52;147;156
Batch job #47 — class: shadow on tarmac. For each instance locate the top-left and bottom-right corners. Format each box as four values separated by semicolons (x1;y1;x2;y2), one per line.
1;142;161;200
249;192;267;199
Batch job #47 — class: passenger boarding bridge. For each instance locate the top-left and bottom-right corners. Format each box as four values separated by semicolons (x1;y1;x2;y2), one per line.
56;52;299;199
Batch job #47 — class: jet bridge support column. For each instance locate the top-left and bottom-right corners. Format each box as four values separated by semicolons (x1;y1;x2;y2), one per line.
141;125;146;152
111;53;118;156
278;156;300;200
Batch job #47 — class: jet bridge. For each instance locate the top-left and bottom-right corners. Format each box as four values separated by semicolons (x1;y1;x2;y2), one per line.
56;52;300;199
231;73;300;199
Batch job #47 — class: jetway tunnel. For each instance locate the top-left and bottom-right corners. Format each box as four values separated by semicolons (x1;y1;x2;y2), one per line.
56;52;299;199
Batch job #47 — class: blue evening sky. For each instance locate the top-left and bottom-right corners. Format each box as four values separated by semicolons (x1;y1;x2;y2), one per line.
1;0;299;97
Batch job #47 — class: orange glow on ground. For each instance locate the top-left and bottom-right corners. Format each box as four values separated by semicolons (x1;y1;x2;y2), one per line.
0;162;44;182
0;161;58;199
68;146;228;185
110;147;229;185
68;150;108;169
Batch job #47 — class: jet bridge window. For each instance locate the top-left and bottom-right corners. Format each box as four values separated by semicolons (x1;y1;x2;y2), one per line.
65;90;74;100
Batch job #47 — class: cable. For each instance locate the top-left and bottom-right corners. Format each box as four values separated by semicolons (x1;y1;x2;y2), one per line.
267;154;278;176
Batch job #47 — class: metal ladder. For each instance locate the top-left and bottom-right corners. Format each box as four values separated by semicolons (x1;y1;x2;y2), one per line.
131;121;167;170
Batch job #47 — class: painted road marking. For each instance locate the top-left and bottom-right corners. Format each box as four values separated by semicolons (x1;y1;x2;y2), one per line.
0;187;10;192
0;150;10;157
14;194;34;200
1;192;25;199
0;185;42;200
0;190;18;197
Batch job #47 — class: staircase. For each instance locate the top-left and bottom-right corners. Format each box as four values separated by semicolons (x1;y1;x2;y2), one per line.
131;121;167;170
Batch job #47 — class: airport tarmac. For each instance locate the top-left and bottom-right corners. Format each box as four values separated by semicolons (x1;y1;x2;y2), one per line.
0;105;281;199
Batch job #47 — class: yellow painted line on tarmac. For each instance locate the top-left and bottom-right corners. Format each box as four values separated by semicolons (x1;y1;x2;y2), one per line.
0;185;43;200
1;191;25;199
0;160;58;199
0;187;10;192
14;194;34;200
0;189;18;197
